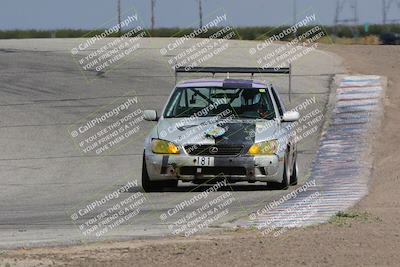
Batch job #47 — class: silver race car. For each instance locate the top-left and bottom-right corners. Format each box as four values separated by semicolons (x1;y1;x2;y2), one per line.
142;67;300;192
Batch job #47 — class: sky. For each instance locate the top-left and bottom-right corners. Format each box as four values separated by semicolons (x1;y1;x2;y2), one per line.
0;0;398;30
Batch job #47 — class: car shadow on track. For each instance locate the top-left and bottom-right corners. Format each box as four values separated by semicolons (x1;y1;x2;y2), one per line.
127;183;283;193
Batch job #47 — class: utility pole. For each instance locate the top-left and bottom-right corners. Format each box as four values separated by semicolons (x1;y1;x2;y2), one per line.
151;0;156;30
293;0;297;38
118;0;122;36
383;0;387;24
334;0;359;42
198;0;203;28
354;0;358;25
334;0;359;25
383;0;400;24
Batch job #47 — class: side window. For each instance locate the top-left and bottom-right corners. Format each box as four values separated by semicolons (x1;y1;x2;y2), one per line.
271;87;284;117
179;88;209;108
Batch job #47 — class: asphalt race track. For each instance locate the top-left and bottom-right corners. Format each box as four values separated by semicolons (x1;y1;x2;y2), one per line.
0;38;344;248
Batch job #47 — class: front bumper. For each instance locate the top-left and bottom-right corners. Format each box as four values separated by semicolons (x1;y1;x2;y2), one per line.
144;153;285;183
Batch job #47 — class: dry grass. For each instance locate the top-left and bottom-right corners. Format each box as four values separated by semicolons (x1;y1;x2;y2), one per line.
318;35;381;45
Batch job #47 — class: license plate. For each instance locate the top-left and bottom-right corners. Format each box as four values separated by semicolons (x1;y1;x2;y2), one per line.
195;156;214;166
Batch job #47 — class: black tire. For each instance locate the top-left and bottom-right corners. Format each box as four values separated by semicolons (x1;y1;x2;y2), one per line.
290;153;298;186
141;153;178;192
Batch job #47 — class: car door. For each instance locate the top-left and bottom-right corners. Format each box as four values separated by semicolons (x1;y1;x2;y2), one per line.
270;86;296;170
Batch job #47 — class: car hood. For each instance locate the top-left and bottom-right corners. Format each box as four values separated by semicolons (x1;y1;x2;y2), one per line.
156;117;279;145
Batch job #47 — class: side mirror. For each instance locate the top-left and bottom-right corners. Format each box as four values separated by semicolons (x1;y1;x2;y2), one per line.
144;110;158;121
282;111;300;122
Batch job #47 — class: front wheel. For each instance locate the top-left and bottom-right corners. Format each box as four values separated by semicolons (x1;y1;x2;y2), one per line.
290;155;298;186
268;154;290;190
141;153;178;192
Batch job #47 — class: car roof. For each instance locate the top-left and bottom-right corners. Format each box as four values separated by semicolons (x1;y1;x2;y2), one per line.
176;78;269;89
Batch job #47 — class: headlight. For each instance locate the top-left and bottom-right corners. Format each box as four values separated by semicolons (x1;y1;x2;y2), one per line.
247;140;278;155
151;139;180;154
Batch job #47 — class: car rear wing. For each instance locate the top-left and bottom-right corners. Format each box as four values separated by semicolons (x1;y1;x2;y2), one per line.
174;65;293;102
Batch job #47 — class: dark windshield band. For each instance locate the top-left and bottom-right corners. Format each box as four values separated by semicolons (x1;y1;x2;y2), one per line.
164;87;276;120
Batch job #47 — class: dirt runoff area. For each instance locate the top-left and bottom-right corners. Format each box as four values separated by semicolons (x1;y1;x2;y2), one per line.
1;44;400;267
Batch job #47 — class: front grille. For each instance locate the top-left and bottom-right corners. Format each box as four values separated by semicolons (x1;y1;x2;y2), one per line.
184;144;244;156
180;166;247;176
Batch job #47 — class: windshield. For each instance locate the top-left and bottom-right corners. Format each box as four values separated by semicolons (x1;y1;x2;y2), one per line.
163;87;276;120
